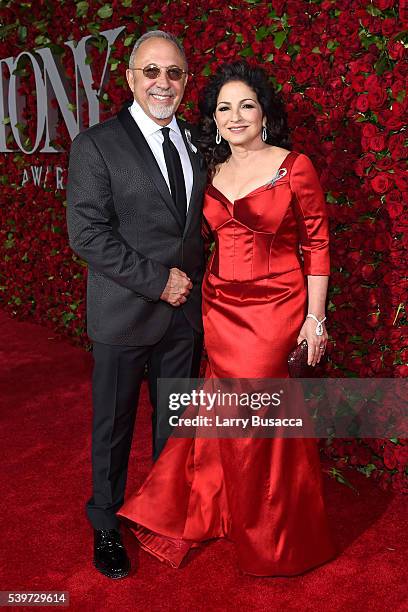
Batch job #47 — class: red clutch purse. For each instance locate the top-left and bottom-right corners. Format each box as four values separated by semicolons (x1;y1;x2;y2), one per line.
287;339;312;377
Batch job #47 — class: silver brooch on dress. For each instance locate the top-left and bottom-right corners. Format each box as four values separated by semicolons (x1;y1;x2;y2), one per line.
184;128;198;153
267;167;287;187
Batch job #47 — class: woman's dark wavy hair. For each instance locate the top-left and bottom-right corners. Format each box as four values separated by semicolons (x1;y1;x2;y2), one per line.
198;60;291;177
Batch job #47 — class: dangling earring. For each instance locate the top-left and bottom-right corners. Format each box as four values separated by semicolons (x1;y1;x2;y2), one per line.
262;125;267;142
216;128;221;145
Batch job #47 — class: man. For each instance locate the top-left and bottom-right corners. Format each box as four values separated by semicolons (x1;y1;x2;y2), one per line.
67;31;206;579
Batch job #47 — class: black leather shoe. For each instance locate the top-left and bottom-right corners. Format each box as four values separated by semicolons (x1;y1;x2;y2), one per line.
93;528;130;579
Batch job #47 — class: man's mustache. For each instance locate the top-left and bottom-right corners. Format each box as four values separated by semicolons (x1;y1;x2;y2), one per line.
147;86;176;98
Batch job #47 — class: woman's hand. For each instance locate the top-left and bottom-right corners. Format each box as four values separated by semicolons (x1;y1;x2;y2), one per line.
297;315;328;366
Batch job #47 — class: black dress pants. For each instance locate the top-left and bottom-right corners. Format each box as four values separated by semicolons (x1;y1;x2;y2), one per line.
86;308;203;530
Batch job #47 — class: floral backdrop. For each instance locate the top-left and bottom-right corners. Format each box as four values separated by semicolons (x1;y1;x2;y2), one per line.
0;0;407;492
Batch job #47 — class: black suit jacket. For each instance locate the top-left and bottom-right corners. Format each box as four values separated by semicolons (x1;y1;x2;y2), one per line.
66;103;207;345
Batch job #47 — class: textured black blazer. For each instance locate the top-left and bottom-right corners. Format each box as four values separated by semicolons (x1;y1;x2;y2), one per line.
66;102;207;345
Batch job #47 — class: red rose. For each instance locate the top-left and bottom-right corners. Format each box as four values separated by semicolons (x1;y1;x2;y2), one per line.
376;156;393;170
355;95;369;112
350;74;366;92
361;123;380;138
390;80;406;98
388;41;406;61
391;473;408;494
369;135;387;151
382;18;397;36
383;446;397;470
395;446;408;467
376;0;395;9
368;87;388;110
387;195;404;220
394;171;408;192
370;173;394;193
389;135;406;161
367;312;380;328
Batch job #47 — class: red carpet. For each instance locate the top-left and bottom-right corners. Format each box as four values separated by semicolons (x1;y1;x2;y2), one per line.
1;310;407;611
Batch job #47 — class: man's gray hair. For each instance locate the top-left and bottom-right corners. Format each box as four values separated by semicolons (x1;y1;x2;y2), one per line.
129;31;187;69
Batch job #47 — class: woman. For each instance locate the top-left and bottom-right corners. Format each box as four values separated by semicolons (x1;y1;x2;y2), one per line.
118;61;336;576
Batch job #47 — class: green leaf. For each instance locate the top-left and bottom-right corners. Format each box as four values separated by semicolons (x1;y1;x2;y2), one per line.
396;90;406;103
327;39;340;52
18;25;27;42
359;32;383;52
287;44;300;57
87;22;101;35
357;463;376;477
366;4;382;16
256;26;271;42
122;0;133;5
349;335;363;343
327;467;359;493
62;312;75;325
35;35;51;45
72;255;88;268
374;56;390;76
281;13;289;28
91;37;108;53
0;23;17;42
239;46;254;58
4;236;15;249
201;64;212;77
389;438;399;444
115;75;126;87
150;11;162;22
97;4;113;19
48;43;64;56
124;34;135;47
327;300;336;312
274;31;287;49
76;1;89;17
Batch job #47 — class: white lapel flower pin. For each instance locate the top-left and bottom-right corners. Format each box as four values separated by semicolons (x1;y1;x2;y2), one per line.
184;128;198;154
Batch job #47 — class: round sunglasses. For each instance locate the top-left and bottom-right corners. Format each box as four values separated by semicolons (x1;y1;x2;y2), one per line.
132;64;187;81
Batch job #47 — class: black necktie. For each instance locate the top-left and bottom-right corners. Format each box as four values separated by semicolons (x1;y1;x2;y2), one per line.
161;127;187;221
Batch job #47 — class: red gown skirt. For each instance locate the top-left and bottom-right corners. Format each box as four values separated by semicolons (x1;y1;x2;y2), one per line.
118;265;336;576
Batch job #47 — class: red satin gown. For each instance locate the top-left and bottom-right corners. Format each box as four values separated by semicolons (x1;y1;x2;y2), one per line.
118;151;337;576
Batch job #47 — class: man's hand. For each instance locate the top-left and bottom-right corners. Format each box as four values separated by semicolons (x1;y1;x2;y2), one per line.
160;268;193;306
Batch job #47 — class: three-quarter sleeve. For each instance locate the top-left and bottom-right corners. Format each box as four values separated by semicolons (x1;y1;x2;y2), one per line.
290;153;330;276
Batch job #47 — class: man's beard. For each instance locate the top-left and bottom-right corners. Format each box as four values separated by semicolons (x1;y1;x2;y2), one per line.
147;86;178;119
